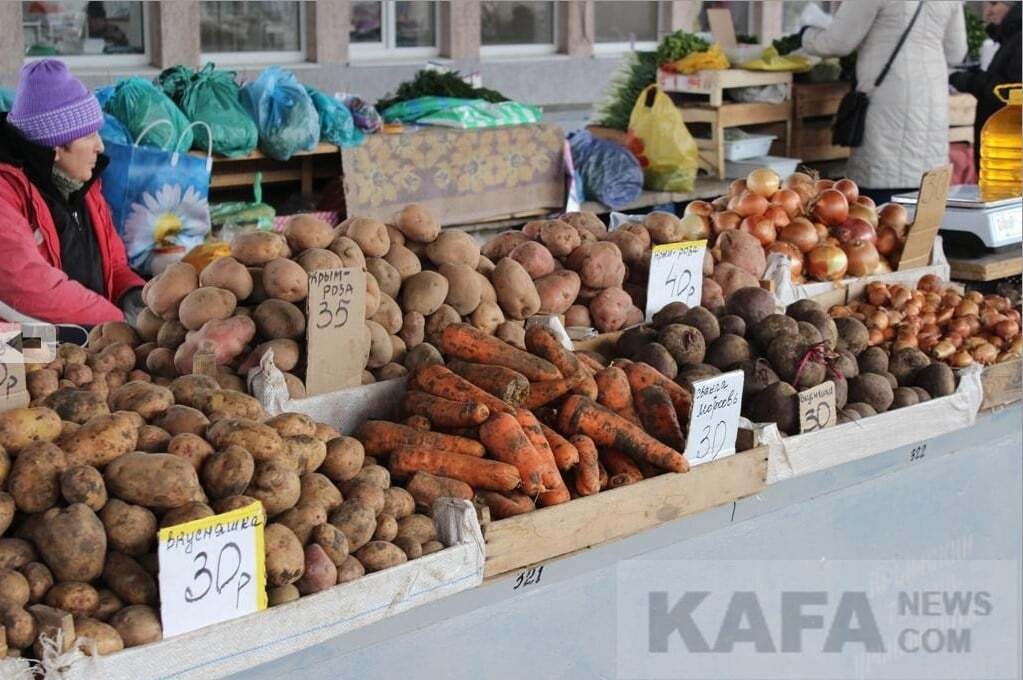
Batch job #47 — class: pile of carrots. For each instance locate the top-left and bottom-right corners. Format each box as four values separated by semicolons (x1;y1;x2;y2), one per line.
354;323;694;520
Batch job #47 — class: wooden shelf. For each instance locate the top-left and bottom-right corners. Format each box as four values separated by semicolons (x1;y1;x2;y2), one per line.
659;68;792;106
194;143;343;194
948;249;1023;282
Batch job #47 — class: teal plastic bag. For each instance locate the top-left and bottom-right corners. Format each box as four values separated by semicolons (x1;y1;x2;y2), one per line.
158;64;258;158
104;77;193;150
305;86;363;148
239;67;319;161
0;87;14;112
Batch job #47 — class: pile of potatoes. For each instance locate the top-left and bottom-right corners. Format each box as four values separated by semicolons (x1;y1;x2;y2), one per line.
1;353;444;659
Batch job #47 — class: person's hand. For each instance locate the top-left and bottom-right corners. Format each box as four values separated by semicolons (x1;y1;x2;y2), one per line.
119;287;145;326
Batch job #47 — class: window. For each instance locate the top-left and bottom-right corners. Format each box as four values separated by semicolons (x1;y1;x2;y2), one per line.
350;1;438;57
23;1;147;65
595;1;659;52
481;1;556;55
200;1;304;63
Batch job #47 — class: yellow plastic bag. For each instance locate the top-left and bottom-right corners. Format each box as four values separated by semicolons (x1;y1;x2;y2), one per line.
182;241;231;274
741;46;811;72
626;85;699;193
666;44;730;75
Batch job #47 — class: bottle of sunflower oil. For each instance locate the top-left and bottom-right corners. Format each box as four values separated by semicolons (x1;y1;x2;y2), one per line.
979;83;1022;200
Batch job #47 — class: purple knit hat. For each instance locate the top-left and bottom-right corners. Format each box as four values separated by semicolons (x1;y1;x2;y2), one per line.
8;59;103;147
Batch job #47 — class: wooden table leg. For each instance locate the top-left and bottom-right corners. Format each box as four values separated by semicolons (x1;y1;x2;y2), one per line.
301;157;313;195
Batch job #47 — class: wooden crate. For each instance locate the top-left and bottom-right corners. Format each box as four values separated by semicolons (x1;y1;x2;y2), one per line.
791;81;850;163
658;68;792;107
483;446;768;578
949;249;1023;282
792;81;850;119
792;119;850;162
980;359;1023;411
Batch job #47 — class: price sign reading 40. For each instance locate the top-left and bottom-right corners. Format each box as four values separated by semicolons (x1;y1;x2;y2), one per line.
685;369;744;467
645;239;707;322
158;502;267;638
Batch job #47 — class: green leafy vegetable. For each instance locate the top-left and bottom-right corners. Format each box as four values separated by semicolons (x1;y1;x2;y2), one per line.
376;70;508;112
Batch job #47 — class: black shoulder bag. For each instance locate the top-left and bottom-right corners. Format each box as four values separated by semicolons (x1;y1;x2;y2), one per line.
832;2;924;147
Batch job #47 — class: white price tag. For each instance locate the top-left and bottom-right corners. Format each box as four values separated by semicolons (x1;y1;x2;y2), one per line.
645;240;706;321
685;370;743;467
797;380;837;433
0;362;28;414
526;315;573;351
158;502;267;638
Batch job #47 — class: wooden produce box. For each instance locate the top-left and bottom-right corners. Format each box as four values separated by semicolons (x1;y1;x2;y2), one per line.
658;68;793;107
483;446;768;579
791;119;850;162
978;358;1023;411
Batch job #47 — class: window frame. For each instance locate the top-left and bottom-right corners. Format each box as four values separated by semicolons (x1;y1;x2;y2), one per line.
23;1;151;68
479;1;558;58
200;1;308;66
349;1;441;60
592;1;661;55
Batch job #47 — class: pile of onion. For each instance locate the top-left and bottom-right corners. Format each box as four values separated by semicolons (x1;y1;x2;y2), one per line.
828;274;1021;367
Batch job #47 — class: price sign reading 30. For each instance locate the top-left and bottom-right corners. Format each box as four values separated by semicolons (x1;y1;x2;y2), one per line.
645;240;706;322
685;370;744;467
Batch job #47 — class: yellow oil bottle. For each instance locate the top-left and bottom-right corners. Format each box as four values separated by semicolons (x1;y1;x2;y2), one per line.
979;83;1022;200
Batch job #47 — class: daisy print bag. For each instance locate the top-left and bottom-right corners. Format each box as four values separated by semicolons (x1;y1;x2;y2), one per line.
101;120;213;275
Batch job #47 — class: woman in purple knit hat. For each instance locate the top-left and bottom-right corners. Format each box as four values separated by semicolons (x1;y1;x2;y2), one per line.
0;59;144;327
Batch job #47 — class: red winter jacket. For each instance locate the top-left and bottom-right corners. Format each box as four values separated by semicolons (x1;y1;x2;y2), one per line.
0;162;144;325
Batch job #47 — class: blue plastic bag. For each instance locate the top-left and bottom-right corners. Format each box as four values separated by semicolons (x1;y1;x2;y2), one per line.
100;120;213;275
240;67;320;161
103;77;193;151
568;130;643;209
0;87;16;112
305;86;363;148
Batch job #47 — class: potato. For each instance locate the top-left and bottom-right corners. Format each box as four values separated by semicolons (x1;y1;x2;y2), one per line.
284;435;327;475
401;271;449;316
142;262;198;318
566;242;626;289
0;568;30;607
199;389;265;422
109;381;174;421
230;230;287;266
337;554;365;584
426;230;480;269
589;287;632;332
298;473;343;512
389;335;407;363
27;368;60;401
265;413;316;439
296;544;337;595
265;523;305;587
355;541;407;573
364;271;381;319
481;231;529;261
386;224;405;247
404;342;443;372
0;407;62;457
564;304;591;327
425;305;461;347
160;501;215;527
365;319;394;370
8;441;66;513
321;437;365;482
538;219;582;257
439;263;483;315
347;217;390;257
134;424;170;453
212;495;262;514
199;256;253;301
372;294;403;335
268;584;300;607
295;247;344;274
378;487;414;520
392;204;440;243
328;235;367;270
18;562;52;604
342;483;385;516
562;211;607;240
643;211;683;244
239;338;301;375
372;514;398;541
247;459;301;517
178;287;237;331
59;466;107;511
254;299;306;340
0;539;37;572
606;230;646;266
152;405;208;437
261;257;309;303
383;243;422;281
206;418;285;463
714;230;767;278
156;318;188;349
105;453;205;509
99;499;156;557
89;588;122;622
366;257;401;299
284;214;334;252
63;363;94;388
311;523;349;566
711;262;759;299
42;387;109;423
196;446;253;501
393;536;423;560
45;581;99;617
0;492;14;536
73;616;123;656
109;604;162;648
35;503;106;581
470;300;505;334
509;241;556;279
534;269;581;316
130;309;162;344
329;499;377;551
396;513;438;544
167;432;215;471
0;603;36;649
495;321;526;350
492;258;541;320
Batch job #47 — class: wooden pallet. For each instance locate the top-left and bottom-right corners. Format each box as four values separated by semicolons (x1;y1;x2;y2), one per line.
948;249;1023;282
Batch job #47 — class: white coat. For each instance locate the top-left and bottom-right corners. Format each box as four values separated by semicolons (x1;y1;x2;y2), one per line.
803;1;968;189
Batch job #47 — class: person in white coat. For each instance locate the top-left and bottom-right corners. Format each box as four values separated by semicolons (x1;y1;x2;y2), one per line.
801;1;968;203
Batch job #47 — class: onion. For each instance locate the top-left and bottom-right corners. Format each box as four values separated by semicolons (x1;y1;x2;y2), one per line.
946;332;965;348
936;306;955;323
812;189;849;226
891;288;912;309
771;188;802;217
955;300;979;318
710;210;741;235
813;222;829;240
833;217;877;244
712;196;731;211
747;168;781;198
729;179;747;197
767;241;803;278
989;335;1005;350
967;315;983;336
867;310;889;330
793;183;816;206
843;240;880;277
878;202;908;234
883;326;897;342
919;322;941;342
874;258;893;273
995;320;1019;340
920;312;937;326
814;178;835;193
856;195;876;209
830;305;853;318
806;244;848;281
734;191;770;218
684;200;713;218
868;328;884;346
740;214;776;246
866;282;890;306
764;204;791;228
1007;310;1021;325
778;217;819;253
932;339;956;360
785;171;814;188
950;350;974;367
941;290;962;307
834;178;859;204
916;273;944;294
876;226;900;256
945;317;970;337
848;203;878;227
972;343;999;365
679;214;710;240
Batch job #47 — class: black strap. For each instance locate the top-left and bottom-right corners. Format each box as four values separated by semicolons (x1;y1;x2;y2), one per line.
874;2;924;87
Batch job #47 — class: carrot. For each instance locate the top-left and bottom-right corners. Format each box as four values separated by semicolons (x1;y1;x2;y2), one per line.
570;434;599;496
477;490;536;520
356;420;485;457
523;372;586;410
557;395;688;473
440;323;561;381
637;459;664;479
634;385;687;452
600;448;644;485
389;446;521;492
402;390;490;428
446;427;480;440
525;326;581;377
538;485;571;506
594;366;633;411
478;412;550;495
598;461;609;490
622;362;693;417
513;409;565;491
406;471;474;508
447;360;530;405
541;423;579;471
403;415;431;431
413;364;514;415
575;352;607;373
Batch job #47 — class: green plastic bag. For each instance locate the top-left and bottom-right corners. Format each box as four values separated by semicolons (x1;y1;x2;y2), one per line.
104;77;193;150
626;85;698;193
158;64;258;158
305;86;364;148
209;173;275;237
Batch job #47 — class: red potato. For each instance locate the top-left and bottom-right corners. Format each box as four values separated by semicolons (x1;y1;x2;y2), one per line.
172;316;256;375
566;242;626;289
535;270;581;315
481;231;530;260
509;241;557;279
589;287;633;333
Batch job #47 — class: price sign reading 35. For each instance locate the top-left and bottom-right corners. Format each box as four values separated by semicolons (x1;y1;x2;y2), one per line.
685;370;744;467
645;239;706;322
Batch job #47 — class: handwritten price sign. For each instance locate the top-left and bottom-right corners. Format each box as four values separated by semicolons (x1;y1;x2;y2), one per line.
645;240;706;321
305;267;367;396
158;502;267;638
797;380;837;433
685;369;744;467
0;362;28;414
